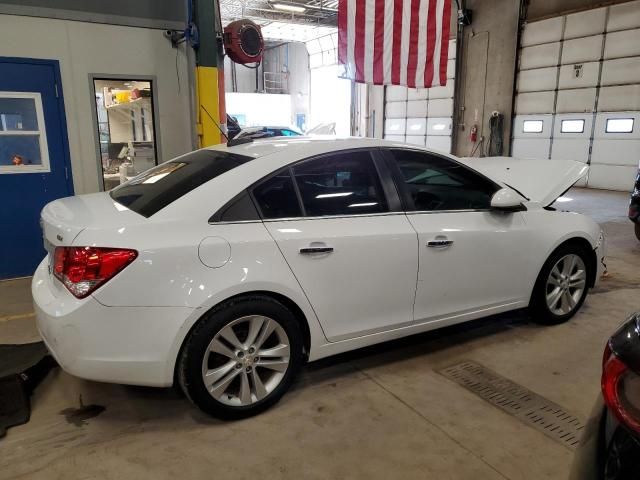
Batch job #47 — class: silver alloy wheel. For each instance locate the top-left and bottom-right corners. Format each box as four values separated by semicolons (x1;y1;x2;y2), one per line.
545;254;587;316
201;315;290;406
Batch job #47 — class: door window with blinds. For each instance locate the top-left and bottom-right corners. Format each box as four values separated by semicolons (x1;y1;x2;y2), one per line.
0;92;50;173
93;78;157;190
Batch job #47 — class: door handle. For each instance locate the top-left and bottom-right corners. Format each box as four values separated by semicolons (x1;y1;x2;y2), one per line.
300;246;334;254
427;238;454;248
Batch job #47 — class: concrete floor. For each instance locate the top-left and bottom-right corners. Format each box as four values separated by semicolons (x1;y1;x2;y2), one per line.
0;187;638;480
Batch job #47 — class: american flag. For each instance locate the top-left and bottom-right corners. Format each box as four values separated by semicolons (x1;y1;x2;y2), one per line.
338;0;452;88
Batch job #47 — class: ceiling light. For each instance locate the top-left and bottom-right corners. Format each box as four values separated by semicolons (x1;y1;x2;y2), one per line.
272;3;307;13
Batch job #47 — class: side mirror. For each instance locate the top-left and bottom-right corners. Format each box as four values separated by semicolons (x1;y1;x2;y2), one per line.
490;187;526;212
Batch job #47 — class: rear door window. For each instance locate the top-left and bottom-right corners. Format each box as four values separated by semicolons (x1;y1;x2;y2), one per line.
252;171;302;219
110;149;253;217
292;151;388;217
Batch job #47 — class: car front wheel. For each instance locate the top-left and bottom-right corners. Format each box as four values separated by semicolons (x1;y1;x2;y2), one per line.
530;244;591;325
178;295;303;419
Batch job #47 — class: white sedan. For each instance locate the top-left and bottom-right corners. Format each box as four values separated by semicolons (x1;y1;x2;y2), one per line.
33;138;605;418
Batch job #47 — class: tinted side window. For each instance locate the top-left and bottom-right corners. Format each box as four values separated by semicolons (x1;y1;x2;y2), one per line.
292;151;388;217
252;171;302;219
210;191;260;223
389;150;497;211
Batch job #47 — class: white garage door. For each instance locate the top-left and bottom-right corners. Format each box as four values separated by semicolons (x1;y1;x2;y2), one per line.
513;1;640;191
383;39;456;153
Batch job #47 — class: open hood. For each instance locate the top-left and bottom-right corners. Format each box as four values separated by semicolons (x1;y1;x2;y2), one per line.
459;157;588;207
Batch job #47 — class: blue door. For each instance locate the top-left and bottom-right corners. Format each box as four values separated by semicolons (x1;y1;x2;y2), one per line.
0;58;73;279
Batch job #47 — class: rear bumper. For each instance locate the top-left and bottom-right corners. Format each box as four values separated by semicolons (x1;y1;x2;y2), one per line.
32;258;194;387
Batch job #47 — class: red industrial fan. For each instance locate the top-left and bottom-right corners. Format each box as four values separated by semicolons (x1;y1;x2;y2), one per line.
223;19;264;65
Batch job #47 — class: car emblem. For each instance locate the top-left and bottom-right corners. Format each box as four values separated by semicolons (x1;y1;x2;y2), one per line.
57;234;63;242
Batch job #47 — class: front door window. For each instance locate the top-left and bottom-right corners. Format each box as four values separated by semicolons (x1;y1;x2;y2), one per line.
388;149;497;211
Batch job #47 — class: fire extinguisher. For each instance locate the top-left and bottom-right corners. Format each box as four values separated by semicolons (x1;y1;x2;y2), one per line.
470;124;478;143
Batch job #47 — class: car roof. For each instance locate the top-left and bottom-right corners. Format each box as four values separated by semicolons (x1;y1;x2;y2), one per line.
207;136;431;162
154;137;451;221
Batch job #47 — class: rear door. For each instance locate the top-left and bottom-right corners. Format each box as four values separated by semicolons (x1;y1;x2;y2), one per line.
385;149;533;322
0;58;73;279
253;149;418;342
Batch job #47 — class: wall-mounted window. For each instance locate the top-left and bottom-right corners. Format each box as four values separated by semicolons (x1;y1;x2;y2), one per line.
560;119;585;133
307;33;338;69
93;78;157;191
606;118;634;133
522;120;543;133
0;92;50;174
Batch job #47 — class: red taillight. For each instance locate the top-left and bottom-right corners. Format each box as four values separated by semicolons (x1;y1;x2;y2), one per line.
53;246;137;298
603;343;612;369
602;344;640;434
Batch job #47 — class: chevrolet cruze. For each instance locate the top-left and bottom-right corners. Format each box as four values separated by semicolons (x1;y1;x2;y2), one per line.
33;138;606;418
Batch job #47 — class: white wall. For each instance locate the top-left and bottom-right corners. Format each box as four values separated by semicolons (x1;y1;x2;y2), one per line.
309;65;351;136
225;42;310;130
0;14;193;194
272;42;310;129
224;56;259;94
226;93;293;128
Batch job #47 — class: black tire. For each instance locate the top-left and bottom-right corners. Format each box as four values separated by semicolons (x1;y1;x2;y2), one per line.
635;223;640;242
178;295;303;419
530;243;592;325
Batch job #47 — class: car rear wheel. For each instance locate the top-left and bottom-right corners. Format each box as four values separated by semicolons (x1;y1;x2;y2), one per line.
635;223;640;242
178;295;303;419
530;244;591;325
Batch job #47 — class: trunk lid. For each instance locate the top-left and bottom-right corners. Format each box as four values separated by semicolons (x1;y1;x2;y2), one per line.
41;192;144;263
459;157;588;206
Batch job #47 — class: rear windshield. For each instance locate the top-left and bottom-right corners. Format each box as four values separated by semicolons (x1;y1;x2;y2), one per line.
110;150;253;217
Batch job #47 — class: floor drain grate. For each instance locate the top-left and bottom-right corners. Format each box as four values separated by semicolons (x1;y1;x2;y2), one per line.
438;361;584;450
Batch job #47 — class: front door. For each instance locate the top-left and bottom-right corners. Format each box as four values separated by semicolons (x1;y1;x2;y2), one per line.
0;58;73;279
252;150;418;342
385;148;533;322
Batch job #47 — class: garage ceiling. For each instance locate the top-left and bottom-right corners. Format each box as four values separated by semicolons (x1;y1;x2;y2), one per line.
219;0;337;25
219;0;337;41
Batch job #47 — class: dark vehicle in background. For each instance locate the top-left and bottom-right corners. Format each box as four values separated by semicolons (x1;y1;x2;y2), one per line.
630;169;640;241
570;312;640;479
